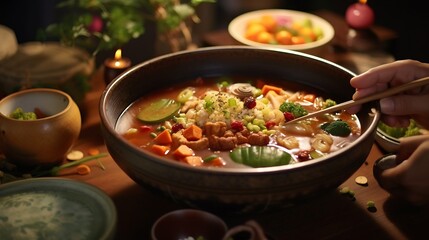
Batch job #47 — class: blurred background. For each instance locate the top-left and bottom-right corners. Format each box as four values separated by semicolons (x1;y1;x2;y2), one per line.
1;0;428;63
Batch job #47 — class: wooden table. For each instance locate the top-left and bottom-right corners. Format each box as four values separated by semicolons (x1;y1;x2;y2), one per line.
44;10;429;240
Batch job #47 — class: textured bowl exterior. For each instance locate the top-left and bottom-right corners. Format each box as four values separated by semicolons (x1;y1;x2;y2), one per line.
0;88;81;166
100;46;380;212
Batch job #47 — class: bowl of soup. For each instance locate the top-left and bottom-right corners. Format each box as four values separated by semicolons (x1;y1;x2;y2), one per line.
99;46;380;212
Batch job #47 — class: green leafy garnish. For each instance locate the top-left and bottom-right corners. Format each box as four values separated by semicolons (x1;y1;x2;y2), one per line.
279;102;308;118
34;153;108;177
230;146;292;167
9;108;37;120
322;99;336;109
321;120;351;137
378;119;421;138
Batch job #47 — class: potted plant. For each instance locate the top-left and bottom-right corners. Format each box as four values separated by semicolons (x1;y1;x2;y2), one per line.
44;0;215;58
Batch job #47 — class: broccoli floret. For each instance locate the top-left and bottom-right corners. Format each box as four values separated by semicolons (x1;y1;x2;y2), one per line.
9;107;37;120
279;102;308;118
321;120;351;137
322;99;336;109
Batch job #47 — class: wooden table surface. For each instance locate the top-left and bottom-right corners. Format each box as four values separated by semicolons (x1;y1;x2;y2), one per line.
8;10;429;240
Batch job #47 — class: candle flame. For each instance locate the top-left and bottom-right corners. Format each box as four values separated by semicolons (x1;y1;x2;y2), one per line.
114;49;122;60
359;0;367;4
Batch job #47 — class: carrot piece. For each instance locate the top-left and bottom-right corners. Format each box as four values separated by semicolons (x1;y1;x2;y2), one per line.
183;156;203;166
88;147;100;156
151;144;170;156
153;129;172;145
303;94;316;103
261;84;283;95
182;125;203;141
76;164;91;175
173;144;194;159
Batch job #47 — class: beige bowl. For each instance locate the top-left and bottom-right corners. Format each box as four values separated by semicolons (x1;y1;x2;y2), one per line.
0;88;81;167
228;9;335;56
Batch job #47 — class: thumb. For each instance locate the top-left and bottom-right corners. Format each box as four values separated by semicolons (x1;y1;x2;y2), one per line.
380;94;429;116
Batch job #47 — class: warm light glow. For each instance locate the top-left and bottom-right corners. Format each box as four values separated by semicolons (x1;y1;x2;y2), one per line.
114;61;122;67
359;0;367;4
114;49;122;60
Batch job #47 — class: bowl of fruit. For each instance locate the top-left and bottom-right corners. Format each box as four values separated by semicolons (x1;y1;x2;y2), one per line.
228;9;335;56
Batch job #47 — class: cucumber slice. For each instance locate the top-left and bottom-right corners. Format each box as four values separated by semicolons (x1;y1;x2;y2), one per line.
137;99;181;123
230;146;292;167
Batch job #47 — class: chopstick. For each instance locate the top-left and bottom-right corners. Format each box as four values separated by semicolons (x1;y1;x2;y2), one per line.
285;76;429;124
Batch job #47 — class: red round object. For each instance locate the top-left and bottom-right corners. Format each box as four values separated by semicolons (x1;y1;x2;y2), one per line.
87;15;104;33
345;3;375;29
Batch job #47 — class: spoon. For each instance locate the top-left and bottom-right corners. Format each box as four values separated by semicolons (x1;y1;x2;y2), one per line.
285;76;429;124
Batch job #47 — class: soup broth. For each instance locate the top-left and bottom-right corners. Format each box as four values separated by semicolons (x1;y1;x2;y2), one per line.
116;77;361;168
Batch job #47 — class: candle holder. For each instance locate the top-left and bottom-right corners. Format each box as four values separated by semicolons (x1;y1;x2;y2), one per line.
104;49;131;85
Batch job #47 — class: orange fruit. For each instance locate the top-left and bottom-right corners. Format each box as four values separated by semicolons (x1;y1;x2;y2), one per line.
245;23;266;41
291;36;306;45
260;15;277;33
256;31;274;44
299;27;317;42
275;30;292;45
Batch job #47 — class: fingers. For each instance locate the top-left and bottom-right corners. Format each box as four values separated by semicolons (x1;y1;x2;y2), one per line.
350;60;429;99
350;60;427;89
377;140;429;205
379;94;429;115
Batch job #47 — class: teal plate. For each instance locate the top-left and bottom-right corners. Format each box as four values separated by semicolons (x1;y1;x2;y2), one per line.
0;177;117;240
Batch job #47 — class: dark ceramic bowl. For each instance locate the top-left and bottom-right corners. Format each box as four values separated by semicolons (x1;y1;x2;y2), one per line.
99;46;380;212
151;209;227;240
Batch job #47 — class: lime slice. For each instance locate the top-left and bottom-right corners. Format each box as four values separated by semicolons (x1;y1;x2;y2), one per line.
137;99;181;123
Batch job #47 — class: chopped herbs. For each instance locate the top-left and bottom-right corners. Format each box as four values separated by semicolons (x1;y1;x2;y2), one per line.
279;101;308;118
9;107;37;120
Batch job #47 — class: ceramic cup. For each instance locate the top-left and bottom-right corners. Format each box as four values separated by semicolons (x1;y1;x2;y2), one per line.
373;154;398;190
0;88;81;167
151;209;267;240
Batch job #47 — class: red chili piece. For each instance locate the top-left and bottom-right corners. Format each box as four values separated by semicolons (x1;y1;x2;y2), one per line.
171;123;184;133
139;125;153;132
283;112;295;122
265;121;276;129
231;121;244;132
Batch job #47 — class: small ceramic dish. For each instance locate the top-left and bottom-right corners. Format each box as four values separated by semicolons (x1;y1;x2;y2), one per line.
375;128;400;153
151;209;267;240
373;154;397;190
0;177;117;240
228;9;334;56
0;88;81;167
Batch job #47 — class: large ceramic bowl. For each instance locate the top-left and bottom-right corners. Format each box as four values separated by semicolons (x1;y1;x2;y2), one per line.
99;46;380;212
228;9;335;56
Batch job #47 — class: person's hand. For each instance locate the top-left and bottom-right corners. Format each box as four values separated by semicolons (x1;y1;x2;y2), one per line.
375;135;429;205
349;59;429;129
